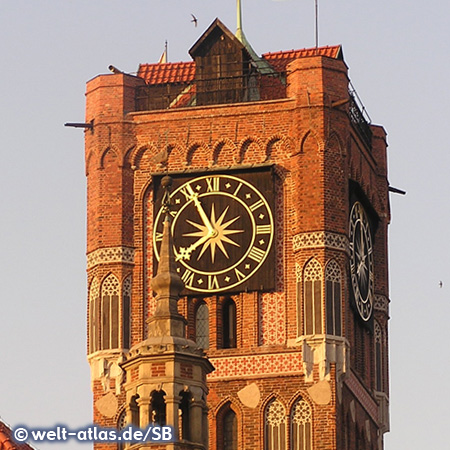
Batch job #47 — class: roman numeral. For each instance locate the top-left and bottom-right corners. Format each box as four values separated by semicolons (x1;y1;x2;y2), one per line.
206;177;220;192
179;183;195;201
181;269;195;286
256;224;272;234
248;246;265;263
249;199;264;212
155;232;163;242
234;268;245;281
208;275;220;290
233;182;243;196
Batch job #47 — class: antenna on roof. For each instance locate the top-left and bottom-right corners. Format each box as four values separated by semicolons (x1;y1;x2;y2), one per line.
315;0;319;49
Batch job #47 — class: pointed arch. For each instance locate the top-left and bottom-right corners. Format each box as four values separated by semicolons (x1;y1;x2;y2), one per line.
325;259;342;336
266;135;292;161
221;297;237;348
303;258;323;335
101;273;120;350
122;275;132;349
374;320;383;391
216;401;239;450
299;130;322;155
100;146;120;169
290;396;312;450
186;142;210;167
89;277;100;353
212;139;237;166
237;137;264;164
195;301;209;349
264;398;286;450
166;142;186;167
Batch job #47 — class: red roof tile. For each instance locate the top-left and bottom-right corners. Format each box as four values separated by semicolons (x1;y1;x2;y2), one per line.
137;61;195;84
137;45;342;85
263;45;342;72
0;422;34;450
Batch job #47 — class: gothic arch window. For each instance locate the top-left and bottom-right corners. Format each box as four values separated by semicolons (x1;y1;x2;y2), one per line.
195;302;209;349
122;276;132;349
223;408;238;450
222;297;237;348
264;399;286;450
325;260;342;336
179;390;191;441
290;397;312;450
89;278;100;353
101;274;120;349
303;259;323;335
374;321;383;391
150;390;166;426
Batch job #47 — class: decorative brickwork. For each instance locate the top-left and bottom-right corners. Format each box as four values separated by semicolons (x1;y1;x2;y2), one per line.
208;353;303;379
259;292;286;345
87;247;135;269
292;231;348;253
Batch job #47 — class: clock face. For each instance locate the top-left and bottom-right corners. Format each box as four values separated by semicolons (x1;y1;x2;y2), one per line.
349;202;374;321
153;172;274;293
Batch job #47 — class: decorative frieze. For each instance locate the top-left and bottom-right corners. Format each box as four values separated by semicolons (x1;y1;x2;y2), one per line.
293;231;348;253
87;246;135;269
208;352;303;379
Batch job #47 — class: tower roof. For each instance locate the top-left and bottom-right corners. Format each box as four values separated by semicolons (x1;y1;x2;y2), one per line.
137;45;343;85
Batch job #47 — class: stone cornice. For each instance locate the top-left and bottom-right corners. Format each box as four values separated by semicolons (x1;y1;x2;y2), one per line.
87;246;135;269
293;231;348;253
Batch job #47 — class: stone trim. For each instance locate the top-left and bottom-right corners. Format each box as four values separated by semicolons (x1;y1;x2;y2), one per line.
208;353;303;379
87;247;135;269
344;372;378;423
293;231;348;253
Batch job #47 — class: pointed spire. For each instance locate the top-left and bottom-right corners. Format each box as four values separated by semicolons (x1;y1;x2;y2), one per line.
151;176;185;319
234;0;275;75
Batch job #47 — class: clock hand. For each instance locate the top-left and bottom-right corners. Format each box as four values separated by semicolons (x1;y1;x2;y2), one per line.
190;193;216;236
176;230;215;261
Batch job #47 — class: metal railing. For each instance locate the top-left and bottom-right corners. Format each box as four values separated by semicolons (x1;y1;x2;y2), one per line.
348;81;372;150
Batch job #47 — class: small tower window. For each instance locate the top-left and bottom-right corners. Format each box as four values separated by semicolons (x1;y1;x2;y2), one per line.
325;260;342;336
150;390;166;426
264;399;286;450
89;278;100;353
374;321;383;391
122;276;132;349
179;390;191;441
290;397;312;450
223;408;238;450
195;302;209;349
222;297;237;348
101;274;120;349
303;259;323;335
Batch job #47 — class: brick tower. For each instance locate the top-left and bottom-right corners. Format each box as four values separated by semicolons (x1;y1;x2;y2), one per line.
84;13;390;450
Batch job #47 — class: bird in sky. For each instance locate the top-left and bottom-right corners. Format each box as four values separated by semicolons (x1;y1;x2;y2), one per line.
439;280;443;288
191;14;198;27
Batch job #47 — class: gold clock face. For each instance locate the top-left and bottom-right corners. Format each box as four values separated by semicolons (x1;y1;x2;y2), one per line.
349;202;374;321
153;173;274;293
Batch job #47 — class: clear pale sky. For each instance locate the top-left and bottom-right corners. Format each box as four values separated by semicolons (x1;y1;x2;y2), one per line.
1;1;449;449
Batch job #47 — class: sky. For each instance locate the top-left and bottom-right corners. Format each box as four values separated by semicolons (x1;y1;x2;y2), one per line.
1;0;449;449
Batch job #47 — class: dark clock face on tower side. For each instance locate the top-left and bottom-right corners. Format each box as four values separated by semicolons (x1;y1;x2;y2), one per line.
153;172;275;293
349;201;374;321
